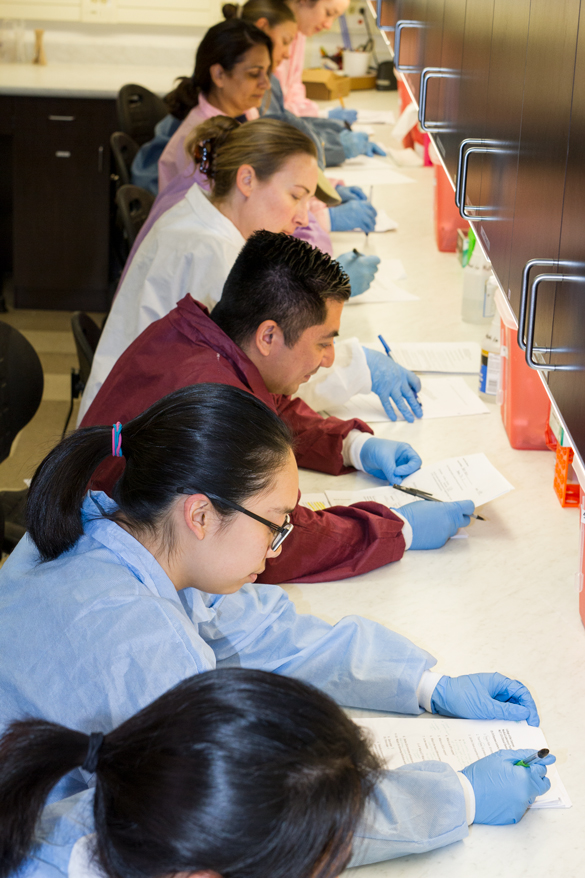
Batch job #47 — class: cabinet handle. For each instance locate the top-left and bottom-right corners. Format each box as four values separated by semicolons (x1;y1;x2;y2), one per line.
49;115;75;121
456;138;510;218
517;259;559;351
394;20;427;72
525;272;585;371
55;151;71;158
376;0;395;31
98;145;104;173
418;68;458;131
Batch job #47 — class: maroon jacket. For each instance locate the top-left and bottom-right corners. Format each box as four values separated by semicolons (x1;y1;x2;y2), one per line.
81;295;407;582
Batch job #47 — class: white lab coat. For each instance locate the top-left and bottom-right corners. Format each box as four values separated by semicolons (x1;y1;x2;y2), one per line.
77;183;372;423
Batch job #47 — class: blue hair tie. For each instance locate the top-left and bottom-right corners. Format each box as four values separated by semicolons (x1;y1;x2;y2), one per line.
111;422;123;457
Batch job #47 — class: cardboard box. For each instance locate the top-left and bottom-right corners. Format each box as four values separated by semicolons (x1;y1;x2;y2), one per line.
302;68;351;100
349;74;377;90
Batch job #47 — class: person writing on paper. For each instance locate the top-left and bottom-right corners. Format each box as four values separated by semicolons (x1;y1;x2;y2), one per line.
0;669;382;878
0;384;553;870
82;234;463;585
79;123;395;423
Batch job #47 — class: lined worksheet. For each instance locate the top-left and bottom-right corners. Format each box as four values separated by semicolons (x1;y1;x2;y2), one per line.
354;716;571;809
367;341;481;373
325;378;489;420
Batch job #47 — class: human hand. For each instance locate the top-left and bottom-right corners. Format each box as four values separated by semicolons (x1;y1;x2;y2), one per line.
360;437;421;482
336;252;380;297
328;107;358;124
364;140;387;156
398;499;475;548
330;200;377;232
461;749;555;824
363;347;422;422
335;184;368;202
431;673;540;726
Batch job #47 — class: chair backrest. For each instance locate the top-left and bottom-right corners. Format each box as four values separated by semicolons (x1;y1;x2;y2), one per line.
0;322;44;465
110;131;140;187
71;312;102;388
115;185;155;251
116;84;168;146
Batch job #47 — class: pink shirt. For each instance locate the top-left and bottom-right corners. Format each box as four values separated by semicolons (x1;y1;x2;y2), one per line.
274;33;320;117
158;92;258;192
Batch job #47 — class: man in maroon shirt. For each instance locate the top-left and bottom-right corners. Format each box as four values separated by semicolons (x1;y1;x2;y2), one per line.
82;232;474;583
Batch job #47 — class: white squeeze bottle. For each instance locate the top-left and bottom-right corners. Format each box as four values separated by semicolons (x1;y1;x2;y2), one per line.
479;310;501;401
461;242;493;323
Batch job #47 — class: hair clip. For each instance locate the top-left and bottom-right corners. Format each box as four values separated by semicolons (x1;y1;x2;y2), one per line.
195;138;214;177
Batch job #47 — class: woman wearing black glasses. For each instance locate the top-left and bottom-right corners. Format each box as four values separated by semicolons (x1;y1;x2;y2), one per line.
0;382;551;870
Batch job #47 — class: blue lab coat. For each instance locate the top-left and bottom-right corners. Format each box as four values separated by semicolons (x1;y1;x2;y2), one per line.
1;493;468;873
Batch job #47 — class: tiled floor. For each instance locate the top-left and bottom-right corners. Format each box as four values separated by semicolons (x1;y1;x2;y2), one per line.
0;278;106;490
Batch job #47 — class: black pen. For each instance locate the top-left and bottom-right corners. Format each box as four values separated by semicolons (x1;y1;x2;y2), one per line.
391;484;486;520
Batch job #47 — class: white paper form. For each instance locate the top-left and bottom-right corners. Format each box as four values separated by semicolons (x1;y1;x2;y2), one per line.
298;453;514;512
374;341;481;373
325;378;489;421
345;208;398;234
354;716;571;809
346;281;418;305
356;108;396;124
330;156;415;187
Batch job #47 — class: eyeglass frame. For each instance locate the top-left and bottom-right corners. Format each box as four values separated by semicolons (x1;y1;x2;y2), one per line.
176;488;294;551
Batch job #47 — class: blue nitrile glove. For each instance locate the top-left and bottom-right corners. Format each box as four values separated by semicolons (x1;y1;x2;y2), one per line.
431;673;540;726
328;107;358;124
336;252;380;297
336;184;368;202
363;347;423;422
360;437;421;483
397;499;475;548
339;130;388;159
330;200;377;232
461;749;555;824
364;140;387;156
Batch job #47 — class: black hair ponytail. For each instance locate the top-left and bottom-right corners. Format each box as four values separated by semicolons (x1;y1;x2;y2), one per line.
0;720;90;878
26;383;293;562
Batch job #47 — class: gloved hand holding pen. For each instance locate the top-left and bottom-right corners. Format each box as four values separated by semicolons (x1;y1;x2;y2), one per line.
330;200;377;233
363;347;423;422
335;184;368;202
336;251;380;296
461;749;555;824
339;129;388;159
397;499;475;548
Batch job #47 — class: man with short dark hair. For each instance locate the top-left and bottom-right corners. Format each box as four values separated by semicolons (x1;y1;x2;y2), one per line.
82;232;474;583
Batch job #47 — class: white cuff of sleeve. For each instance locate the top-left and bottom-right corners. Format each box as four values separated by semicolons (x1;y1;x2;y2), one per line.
457;771;476;825
388;509;412;549
416;671;443;712
341;429;371;470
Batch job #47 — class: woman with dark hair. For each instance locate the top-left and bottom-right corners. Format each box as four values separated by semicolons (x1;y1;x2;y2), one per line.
0;668;381;878
0;385;554;866
131;19;272;195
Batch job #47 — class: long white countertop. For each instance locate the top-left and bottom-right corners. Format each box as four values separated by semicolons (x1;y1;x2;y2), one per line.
0;63;181;98
292;91;585;878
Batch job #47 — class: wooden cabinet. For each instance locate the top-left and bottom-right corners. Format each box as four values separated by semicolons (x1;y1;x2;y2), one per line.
0;94;117;310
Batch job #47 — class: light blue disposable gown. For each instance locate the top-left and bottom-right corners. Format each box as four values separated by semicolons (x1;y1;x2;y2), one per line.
1;494;467;875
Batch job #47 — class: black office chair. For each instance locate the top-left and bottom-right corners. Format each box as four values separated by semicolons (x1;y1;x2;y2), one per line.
116;84;168;146
62;311;103;438
0;321;44;552
115;184;155;252
110;131;140;187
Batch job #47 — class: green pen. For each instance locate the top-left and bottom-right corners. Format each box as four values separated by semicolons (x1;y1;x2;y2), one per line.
515;748;549;767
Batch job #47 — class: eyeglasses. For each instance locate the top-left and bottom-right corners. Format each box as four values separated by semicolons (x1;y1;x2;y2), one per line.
176;489;294;552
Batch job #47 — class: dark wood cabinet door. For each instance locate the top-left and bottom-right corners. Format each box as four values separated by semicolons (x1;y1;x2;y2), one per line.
473;0;531;296
11;96;117;310
543;15;585;466
431;0;466;179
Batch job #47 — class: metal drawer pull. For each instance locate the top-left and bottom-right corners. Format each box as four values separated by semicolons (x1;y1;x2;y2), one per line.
98;145;104;173
376;0;395;31
49;115;75;121
517;259;558;351
394;20;427;72
419;68;459;131
526;272;585;371
456;138;511;219
55;151;71;158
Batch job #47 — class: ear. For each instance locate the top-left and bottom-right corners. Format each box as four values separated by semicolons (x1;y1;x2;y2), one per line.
254;16;270;31
209;62;226;90
182;494;213;541
235;163;257;198
253;319;286;358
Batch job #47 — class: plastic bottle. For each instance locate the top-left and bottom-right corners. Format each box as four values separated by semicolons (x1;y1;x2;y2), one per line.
461;241;493;323
479;310;501;402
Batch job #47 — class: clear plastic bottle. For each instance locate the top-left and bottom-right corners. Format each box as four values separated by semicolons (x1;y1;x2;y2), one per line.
479;311;502;401
461;245;493;323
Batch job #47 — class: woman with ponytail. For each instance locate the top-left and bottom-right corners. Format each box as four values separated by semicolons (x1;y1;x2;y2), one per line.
0;385;551;865
0;668;381;878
